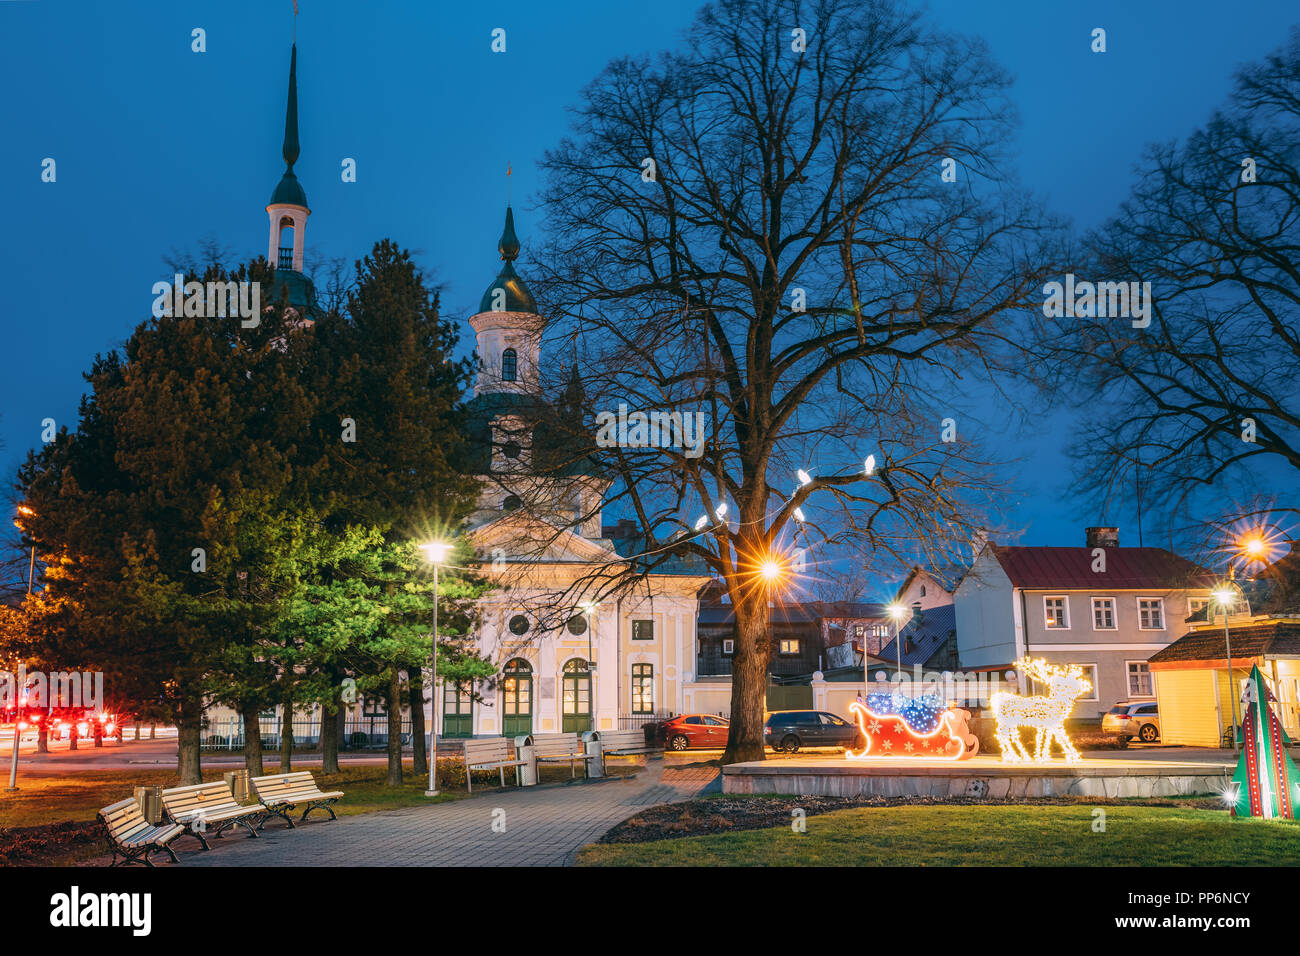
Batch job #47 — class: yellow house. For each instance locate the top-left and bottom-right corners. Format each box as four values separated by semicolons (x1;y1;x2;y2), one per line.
1149;617;1300;747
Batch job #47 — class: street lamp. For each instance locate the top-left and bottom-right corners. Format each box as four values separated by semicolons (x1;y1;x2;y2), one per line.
887;603;909;684
1214;585;1240;752
8;505;36;792
419;540;452;797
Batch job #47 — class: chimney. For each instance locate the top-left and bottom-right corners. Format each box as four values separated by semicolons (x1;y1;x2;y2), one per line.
1086;526;1119;549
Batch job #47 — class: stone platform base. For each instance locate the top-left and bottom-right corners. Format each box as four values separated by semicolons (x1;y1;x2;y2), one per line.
721;755;1234;799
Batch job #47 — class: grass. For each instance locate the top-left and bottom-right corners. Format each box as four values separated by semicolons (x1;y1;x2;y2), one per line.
576;803;1300;866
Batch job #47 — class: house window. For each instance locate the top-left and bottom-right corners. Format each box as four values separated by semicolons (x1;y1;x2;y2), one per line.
632;619;654;641
631;663;654;714
1189;597;1209;621
779;639;800;655
1036;664;1098;702
1044;596;1069;629
870;623;889;639
362;697;387;717
501;348;517;382
1127;661;1153;697
920;585;927;597
722;639;735;655
1138;598;1165;630
1092;597;1116;630
853;624;864;641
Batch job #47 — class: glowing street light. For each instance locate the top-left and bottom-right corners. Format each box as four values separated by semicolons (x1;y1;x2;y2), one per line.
7;505;36;792
759;557;785;584
864;455;876;477
887;603;910;681
419;539;452;796
796;469;812;487
1214;585;1241;752
714;502;728;521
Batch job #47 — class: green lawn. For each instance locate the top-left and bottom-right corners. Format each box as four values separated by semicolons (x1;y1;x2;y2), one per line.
576;803;1300;866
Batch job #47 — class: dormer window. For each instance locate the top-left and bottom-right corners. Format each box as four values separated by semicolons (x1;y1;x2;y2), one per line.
502;348;518;382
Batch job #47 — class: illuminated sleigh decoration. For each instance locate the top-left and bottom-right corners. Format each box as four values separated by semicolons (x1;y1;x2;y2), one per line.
991;658;1091;764
846;694;978;761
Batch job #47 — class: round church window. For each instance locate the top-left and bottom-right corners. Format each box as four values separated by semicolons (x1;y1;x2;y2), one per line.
566;615;588;636
509;614;531;635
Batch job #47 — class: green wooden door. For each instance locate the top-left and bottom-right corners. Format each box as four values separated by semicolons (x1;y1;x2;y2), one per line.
561;659;592;734
442;681;473;738
502;659;532;738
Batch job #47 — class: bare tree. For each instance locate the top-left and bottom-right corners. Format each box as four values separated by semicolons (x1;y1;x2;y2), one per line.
524;0;1060;761
1040;30;1300;544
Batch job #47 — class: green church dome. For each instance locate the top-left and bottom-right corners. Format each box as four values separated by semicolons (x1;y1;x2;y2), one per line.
270;169;308;208
477;206;538;314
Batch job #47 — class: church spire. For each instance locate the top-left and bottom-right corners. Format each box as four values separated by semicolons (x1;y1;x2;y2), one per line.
498;205;521;262
281;43;300;169
265;40;314;313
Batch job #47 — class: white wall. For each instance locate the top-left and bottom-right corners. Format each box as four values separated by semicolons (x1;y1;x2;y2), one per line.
953;548;1017;668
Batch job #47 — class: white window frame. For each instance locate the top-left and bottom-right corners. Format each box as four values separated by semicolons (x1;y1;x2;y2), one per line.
1188;597;1209;620
722;639;735;655
1043;595;1070;630
1126;660;1154;698
778;638;800;656
1137;597;1165;631
1073;663;1099;702
1091;597;1117;631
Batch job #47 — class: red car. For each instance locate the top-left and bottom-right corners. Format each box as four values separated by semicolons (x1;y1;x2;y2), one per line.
661;714;730;751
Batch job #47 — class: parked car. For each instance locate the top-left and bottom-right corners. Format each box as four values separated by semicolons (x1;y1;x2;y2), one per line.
1102;701;1160;743
764;710;863;752
661;714;730;750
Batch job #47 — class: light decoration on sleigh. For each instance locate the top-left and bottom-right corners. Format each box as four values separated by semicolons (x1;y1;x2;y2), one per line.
846;693;978;761
991;658;1091;764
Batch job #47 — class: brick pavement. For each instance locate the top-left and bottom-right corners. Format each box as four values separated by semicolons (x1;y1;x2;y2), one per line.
177;760;720;867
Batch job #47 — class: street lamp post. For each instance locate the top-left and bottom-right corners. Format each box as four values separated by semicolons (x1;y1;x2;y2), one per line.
887;603;909;687
420;541;451;797
1214;587;1241;752
581;602;598;733
7;506;36;792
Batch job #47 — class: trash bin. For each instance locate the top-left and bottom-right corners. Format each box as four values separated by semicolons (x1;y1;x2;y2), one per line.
583;733;604;778
515;735;538;786
223;769;249;803
133;785;162;824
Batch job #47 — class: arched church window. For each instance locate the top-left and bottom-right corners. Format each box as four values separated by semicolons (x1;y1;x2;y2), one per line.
277;218;295;269
502;440;521;460
501;348;518;382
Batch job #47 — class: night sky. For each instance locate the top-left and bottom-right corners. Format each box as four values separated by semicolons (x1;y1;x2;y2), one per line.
2;0;1295;551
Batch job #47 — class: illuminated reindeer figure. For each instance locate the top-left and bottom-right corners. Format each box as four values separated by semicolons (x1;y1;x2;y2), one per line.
991;658;1092;764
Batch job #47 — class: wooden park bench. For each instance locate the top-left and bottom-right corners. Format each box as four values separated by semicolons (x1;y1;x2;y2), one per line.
250;771;344;829
161;781;262;850
98;797;186;867
526;732;595;779
587;728;663;757
461;737;528;792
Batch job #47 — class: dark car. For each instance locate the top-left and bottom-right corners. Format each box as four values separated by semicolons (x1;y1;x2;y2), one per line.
764;710;863;753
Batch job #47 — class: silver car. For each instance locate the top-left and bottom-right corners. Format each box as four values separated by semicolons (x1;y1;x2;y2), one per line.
1102;701;1160;743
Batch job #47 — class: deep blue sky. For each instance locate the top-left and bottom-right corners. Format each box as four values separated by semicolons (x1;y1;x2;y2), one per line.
2;0;1296;550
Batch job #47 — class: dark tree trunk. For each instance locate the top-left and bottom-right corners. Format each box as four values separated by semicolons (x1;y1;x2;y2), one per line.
68;724;78;751
385;672;403;787
279;696;293;771
242;704;264;777
320;690;341;775
410;672;427;776
93;721;104;747
150;723;156;739
132;720;140;741
36;725;48;753
176;698;203;784
722;587;772;765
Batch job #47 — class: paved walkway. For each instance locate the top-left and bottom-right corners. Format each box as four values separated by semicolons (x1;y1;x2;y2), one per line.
176;760;720;867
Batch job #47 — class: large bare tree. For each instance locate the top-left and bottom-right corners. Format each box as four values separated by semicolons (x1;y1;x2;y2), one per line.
1039;30;1300;545
523;0;1059;761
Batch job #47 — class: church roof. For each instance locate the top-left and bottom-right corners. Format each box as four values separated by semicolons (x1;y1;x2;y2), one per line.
477;207;537;314
267;267;317;313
